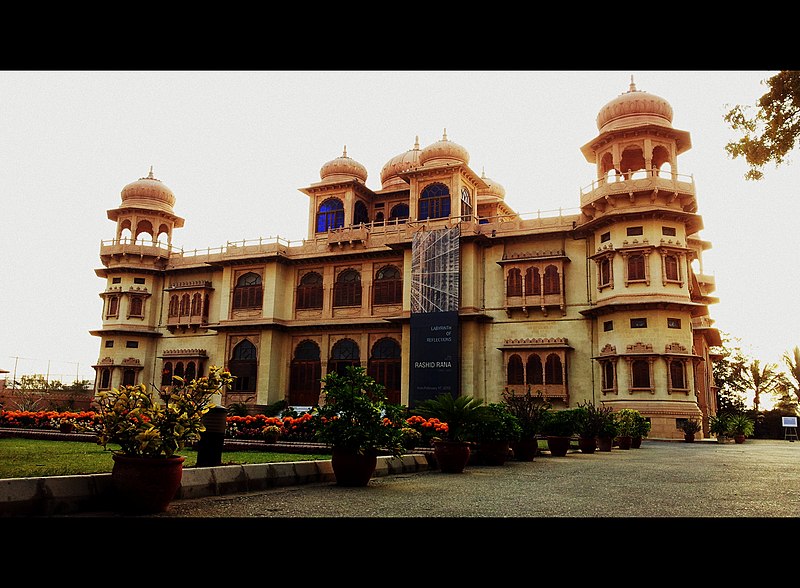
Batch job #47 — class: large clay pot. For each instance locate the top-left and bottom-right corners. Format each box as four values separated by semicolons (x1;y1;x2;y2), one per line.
546;436;571;457
578;436;597;454
734;434;746;444
478;440;511;466
111;454;185;514
512;438;538;461
597;436;613;452
433;441;472;473
631;436;642;449
331;447;378;487
617;436;633;450
684;433;696;443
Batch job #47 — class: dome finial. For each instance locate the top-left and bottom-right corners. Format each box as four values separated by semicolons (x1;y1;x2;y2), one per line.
482;166;486;178
629;75;637;93
442;128;448;141
342;145;348;158
414;135;420;150
148;165;154;179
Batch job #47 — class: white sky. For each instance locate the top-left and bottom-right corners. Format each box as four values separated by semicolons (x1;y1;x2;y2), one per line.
1;70;798;383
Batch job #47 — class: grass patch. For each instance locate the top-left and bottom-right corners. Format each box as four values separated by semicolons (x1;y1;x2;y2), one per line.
0;438;331;479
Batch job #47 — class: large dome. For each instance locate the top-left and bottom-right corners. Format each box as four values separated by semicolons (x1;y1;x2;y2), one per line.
120;167;176;213
596;78;673;133
319;146;368;183
380;137;422;189
419;129;470;167
477;169;505;201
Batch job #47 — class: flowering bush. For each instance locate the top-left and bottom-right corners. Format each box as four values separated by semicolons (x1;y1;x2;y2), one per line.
0;409;96;430
280;411;319;442
226;414;285;439
404;414;448;446
80;366;234;458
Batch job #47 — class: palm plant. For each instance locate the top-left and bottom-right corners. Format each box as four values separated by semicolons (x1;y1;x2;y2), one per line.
783;346;800;404
412;393;485;443
734;359;783;412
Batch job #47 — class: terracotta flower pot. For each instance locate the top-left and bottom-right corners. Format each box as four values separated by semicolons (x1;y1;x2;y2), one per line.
111;454;185;514
512;438;538;461
546;436;571;457
617;435;633;450
734;434;746;444
331;447;378;487
597;436;613;452
433;441;472;473
578;436;597;454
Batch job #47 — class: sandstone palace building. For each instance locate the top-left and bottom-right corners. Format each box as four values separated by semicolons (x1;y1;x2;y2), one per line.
91;80;722;440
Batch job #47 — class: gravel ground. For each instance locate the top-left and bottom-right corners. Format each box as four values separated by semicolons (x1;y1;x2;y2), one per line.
63;438;800;520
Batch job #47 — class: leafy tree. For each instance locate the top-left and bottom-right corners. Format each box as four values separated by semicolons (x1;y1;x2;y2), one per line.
736;360;784;413
783;346;800;403
63;380;92;392
724;70;800;180
712;333;750;412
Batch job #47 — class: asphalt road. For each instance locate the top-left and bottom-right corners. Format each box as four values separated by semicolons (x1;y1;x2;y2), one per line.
63;438;800;520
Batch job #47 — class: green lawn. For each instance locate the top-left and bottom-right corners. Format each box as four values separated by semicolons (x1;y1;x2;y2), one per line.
0;438;332;479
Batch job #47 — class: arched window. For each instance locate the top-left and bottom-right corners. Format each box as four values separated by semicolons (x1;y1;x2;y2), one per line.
670;361;686;389
373;265;402;305
418;183;450;220
507;268;522;297
161;362;173;386
316;198;344;233
168;295;179;317
174;362;185;380
460;187;472;219
375;211;385;224
507;354;524;385
229;339;257;392
179;294;190;316
185;361;197;382
368;338;401;404
333;269;362;307
525;268;541;296
543;265;560;295
123;369;136;386
664;255;680;281
329;338;360;376
631;360;651;389
297;272;323;310
526;354;543;385
233;272;263;310
190;293;202;316
290;340;322;406
389;203;409;223
599;258;611;286
545;354;563;384
353;201;369;225
129;296;143;317
602;361;615;391
107;296;119;317
628;254;646;281
100;368;111;389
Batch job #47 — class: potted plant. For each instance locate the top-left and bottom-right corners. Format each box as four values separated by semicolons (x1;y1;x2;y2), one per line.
574;401;609;454
502;389;551;461
469;403;522;466
631;412;651;448
597;407;620;452
540;408;576;457
315;366;405;486
709;413;730;443
615;408;642;450
679;417;702;442
727;413;755;444
81;365;234;513
413;393;485;473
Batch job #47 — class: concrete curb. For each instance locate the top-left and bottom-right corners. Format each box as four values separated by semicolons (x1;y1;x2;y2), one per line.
0;453;432;517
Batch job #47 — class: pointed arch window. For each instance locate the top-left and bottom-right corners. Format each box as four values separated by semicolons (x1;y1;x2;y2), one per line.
669;360;687;391
161;362;173;386
664;254;680;282
297;271;323;310
129;296;144;317
418;183;450;220
229;339;257;392
316;198;344;233
631;359;651;389
526;354;543;385
507;354;524;385
329;338;360;376
353;200;369;226
545;353;563;384
628;254;646;281
168;295;179;317
179;293;190;316
290;340;322;406
389;203;409;223
107;296;119;318
460;187;472;219
333;269;362;307
368;337;401;404
543;265;560;295
100;368;111;390
507;268;522;297
601;360;617;393
233;272;263;310
525;267;541;296
122;369;136;387
373;265;402;305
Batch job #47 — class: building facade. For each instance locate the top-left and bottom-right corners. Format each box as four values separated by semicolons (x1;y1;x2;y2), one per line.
91;80;721;440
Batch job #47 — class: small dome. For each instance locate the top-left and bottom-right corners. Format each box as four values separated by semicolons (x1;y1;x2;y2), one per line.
596;77;673;133
380;137;422;189
419;129;469;167
477;168;505;201
319;146;368;183
120;167;176;212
